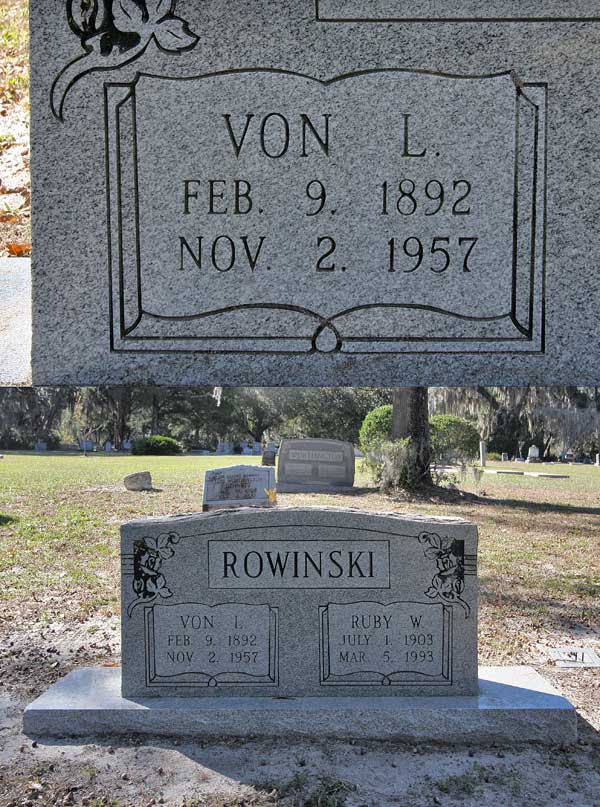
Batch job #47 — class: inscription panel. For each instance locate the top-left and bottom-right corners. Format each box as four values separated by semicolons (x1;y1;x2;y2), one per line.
107;71;545;356
320;601;451;686
30;1;600;387
208;539;391;589
145;602;278;687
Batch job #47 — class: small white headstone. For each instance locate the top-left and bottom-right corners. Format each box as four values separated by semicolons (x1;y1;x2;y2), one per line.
527;445;540;463
203;465;276;511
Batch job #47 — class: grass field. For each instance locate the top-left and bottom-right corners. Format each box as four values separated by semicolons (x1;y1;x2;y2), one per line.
1;453;598;668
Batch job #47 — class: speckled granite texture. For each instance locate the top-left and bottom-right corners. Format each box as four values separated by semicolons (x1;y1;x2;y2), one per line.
120;508;478;699
28;2;600;385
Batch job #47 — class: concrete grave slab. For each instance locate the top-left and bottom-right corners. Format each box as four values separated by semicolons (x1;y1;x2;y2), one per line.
0;258;31;386
23;665;578;744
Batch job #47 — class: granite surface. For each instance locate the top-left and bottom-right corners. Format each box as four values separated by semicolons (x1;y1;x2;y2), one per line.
0;258;31;386
121;507;478;698
24;666;577;744
277;439;355;492
25;1;600;386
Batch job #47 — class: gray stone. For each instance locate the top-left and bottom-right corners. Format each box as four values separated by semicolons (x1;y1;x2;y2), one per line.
23;3;600;387
277;439;355;492
23;665;577;744
261;443;277;467
0;258;31;386
317;1;599;22
120;507;477;698
124;472;153;492
202;465;276;511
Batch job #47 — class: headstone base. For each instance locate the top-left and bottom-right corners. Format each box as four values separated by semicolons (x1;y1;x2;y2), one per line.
24;666;576;745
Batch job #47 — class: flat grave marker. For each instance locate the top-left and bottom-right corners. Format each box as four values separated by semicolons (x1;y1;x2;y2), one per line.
202;465;276;511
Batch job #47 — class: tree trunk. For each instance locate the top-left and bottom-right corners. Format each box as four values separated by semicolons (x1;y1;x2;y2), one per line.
151;393;160;435
392;387;432;486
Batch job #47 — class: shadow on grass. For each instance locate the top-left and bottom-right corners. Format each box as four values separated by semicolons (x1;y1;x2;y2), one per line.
385;484;600;518
479;579;600;624
0;513;19;526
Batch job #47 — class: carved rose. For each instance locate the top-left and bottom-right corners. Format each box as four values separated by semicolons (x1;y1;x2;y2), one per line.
53;0;200;120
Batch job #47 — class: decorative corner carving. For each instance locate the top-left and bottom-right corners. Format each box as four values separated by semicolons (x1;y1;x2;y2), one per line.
127;530;181;616
418;532;471;618
51;1;199;121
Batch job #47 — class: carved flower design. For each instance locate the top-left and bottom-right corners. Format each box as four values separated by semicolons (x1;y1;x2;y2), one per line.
53;1;200;120
418;532;470;618
110;0;198;53
128;531;181;616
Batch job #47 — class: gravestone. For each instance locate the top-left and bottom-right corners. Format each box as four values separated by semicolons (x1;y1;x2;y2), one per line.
20;1;600;388
121;508;478;698
202;465;276;511
527;445;541;463
277;439;355;492
33;441;47;452
262;442;277;467
25;507;577;742
502;453;509;462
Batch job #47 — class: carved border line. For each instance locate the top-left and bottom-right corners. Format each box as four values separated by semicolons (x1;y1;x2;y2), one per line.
319;601;453;686
105;68;546;356
144;602;279;688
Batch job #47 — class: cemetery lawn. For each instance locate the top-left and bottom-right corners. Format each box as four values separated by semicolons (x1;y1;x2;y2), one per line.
1;453;599;806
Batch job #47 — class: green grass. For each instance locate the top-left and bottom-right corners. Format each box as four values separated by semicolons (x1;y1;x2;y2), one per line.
0;453;599;661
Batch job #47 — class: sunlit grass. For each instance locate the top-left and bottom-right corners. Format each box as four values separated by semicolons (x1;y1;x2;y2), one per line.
0;452;598;660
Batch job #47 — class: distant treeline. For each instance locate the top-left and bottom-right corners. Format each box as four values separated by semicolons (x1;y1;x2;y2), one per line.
1;386;599;459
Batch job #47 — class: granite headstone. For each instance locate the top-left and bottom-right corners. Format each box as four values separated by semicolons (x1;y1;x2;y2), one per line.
121;507;478;698
277;439;355;492
202;465;276;511
21;2;600;387
262;442;277;467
